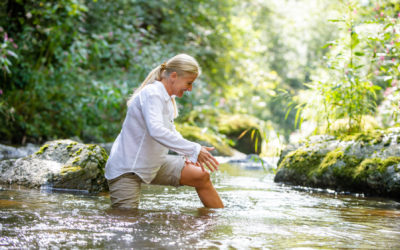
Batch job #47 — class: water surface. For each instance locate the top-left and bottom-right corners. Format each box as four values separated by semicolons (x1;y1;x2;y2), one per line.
1;158;399;249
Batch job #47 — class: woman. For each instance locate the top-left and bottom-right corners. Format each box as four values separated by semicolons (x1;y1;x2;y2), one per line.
105;54;224;209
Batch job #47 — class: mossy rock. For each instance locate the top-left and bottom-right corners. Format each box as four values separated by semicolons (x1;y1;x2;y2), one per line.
179;108;265;155
175;123;234;156
0;139;109;193
275;128;400;199
179;108;225;132
218;114;263;155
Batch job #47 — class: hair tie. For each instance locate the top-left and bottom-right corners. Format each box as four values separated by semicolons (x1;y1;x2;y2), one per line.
160;62;167;71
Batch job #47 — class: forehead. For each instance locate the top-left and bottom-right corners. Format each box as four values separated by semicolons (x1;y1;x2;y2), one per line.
180;74;197;82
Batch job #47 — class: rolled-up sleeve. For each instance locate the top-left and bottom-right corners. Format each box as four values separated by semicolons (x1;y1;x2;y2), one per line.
140;92;201;163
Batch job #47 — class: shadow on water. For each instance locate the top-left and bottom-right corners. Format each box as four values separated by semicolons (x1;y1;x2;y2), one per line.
1;157;400;249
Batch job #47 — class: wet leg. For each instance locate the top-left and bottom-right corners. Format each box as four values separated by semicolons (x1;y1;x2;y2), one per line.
179;163;224;208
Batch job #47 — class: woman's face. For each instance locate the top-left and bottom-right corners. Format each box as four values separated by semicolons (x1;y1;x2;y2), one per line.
170;73;197;97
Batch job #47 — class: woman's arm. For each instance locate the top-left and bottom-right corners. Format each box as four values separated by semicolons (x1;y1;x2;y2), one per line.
141;93;201;162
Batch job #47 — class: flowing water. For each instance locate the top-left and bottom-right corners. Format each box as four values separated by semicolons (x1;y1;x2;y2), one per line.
1;157;400;249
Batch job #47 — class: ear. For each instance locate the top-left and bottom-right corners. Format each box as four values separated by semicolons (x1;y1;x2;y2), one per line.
170;72;178;82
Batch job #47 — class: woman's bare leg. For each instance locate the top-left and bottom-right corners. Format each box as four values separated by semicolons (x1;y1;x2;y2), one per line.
179;163;224;208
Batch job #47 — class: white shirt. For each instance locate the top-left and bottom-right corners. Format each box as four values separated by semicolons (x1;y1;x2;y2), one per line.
105;81;201;183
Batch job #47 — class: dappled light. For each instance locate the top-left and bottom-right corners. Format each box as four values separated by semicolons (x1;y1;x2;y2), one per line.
1;0;400;248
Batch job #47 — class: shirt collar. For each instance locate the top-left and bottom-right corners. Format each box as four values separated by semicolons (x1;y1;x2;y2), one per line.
154;80;171;102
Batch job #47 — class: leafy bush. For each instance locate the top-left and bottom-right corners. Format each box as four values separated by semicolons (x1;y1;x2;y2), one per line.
291;0;400;136
0;0;237;144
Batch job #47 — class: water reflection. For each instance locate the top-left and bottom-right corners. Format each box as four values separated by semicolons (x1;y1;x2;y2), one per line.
103;207;220;249
1;159;400;249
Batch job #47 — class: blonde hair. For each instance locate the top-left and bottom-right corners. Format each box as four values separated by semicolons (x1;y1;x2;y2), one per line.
127;54;201;117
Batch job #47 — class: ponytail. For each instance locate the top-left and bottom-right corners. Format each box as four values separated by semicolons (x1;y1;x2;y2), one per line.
127;64;165;106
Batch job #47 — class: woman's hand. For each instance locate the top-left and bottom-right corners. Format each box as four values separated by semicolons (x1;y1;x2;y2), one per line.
196;146;219;172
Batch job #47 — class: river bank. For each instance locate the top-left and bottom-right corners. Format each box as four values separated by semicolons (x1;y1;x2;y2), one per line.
274;127;400;200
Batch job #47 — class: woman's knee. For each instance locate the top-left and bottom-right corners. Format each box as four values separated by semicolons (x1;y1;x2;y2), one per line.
195;170;211;187
180;164;212;187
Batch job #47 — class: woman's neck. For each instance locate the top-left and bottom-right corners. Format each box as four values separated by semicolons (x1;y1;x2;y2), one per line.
161;79;173;96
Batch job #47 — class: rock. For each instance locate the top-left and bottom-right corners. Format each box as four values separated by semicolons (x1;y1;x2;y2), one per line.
274;129;400;199
98;142;113;154
218;114;264;155
0;143;40;160
179;108;265;155
0;139;109;193
175;123;235;156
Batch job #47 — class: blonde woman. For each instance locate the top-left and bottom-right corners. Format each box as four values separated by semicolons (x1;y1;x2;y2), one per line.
105;54;224;209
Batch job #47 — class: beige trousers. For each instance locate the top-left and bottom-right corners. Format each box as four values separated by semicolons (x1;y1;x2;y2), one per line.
107;155;185;209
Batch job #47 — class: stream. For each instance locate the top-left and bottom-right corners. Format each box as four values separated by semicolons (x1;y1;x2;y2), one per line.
1;157;399;249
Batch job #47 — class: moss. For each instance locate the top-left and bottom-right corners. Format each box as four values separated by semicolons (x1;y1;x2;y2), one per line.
319;148;344;168
35;144;49;155
66;143;76;150
73;148;83;156
355;157;400;178
373;135;384;145
383;137;391;146
217;114;263;154
176;124;233;156
87;144;98;152
60;165;82;175
277;129;400;196
72;157;80;165
382;157;400;171
316;148;344;175
339;130;384;143
314;148;362;183
218;114;261;134
353;157;395;182
279;149;324;175
99;147;109;163
180;108;226;129
179;111;265;155
353;158;384;185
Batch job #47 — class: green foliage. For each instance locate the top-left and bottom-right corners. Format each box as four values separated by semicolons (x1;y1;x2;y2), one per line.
3;0;396;150
0;0;238;144
291;0;400;136
226;0;339;141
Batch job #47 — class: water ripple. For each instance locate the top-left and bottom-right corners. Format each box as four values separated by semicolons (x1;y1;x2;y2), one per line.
1;160;400;249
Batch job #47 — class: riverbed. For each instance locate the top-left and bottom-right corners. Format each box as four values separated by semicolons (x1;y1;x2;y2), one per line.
1;158;399;249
